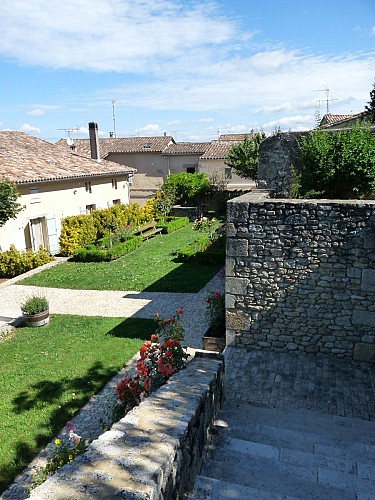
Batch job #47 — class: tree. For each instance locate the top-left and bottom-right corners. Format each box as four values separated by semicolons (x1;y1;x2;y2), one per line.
296;124;375;199
225;131;266;180
365;81;375;123
162;173;211;205
0;179;24;227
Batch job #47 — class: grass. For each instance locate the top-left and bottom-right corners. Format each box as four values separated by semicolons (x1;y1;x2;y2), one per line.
20;224;223;292
0;314;155;493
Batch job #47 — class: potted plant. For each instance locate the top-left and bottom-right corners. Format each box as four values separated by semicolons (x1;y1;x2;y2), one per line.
21;294;49;327
202;291;225;352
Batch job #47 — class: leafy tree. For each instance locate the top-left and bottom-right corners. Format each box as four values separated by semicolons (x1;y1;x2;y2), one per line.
296;124;375;199
0;179;24;227
225;131;266;180
365;81;375;123
162;173;211;205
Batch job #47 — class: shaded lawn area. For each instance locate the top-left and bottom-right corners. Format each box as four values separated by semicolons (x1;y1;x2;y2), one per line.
0;314;154;493
19;225;223;292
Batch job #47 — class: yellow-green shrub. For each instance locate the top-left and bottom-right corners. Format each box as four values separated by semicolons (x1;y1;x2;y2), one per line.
92;203;145;239
0;245;54;278
141;197;158;222
59;215;97;256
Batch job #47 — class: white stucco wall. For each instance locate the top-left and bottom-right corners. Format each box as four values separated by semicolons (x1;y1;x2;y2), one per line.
0;175;130;253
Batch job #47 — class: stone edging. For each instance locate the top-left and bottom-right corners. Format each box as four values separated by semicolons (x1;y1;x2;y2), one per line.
27;353;224;499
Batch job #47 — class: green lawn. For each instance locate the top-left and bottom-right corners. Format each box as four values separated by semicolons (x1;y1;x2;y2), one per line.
0;314;154;493
20;225;222;292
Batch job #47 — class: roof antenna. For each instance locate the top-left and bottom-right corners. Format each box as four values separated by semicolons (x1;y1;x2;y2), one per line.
112;100;117;138
58;128;79;149
312;87;338;114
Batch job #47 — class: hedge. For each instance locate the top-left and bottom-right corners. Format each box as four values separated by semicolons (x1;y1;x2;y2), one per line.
175;233;225;265
72;235;142;262
0;245;54;278
157;217;189;234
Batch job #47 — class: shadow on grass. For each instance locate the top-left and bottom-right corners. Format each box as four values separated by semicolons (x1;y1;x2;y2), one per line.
1;318;154;495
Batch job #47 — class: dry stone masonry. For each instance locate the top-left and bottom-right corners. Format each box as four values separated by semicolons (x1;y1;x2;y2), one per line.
226;192;375;361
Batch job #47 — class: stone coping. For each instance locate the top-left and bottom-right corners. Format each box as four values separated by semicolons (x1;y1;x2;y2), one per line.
26;354;224;499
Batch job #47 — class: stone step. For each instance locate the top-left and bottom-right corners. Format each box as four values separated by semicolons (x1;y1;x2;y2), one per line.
200;452;364;500
187;475;289;499
219;403;375;443
213;419;375;463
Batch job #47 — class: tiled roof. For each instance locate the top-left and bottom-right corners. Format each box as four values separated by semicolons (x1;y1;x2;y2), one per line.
162;142;211;155
200;141;236;160
0;132;136;185
319;114;354;126
219;133;253;141
56;136;175;158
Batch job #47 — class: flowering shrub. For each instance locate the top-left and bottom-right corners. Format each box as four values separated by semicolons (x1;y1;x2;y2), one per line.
30;421;87;490
192;217;216;233
205;291;225;330
115;309;188;417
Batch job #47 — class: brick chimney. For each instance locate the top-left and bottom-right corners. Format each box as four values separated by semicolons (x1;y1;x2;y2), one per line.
89;122;100;161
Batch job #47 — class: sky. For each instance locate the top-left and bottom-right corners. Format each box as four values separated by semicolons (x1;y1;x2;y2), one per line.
0;0;374;144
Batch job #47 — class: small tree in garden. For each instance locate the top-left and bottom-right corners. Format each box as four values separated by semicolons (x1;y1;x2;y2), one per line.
162;172;211;205
225;131;266;180
0;179;24;227
153;187;176;222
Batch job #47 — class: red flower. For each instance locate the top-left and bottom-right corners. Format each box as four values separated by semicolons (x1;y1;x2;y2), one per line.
176;308;183;315
214;292;221;298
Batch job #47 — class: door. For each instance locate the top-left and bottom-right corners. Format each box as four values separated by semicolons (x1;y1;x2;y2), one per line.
30;217;46;251
46;217;59;254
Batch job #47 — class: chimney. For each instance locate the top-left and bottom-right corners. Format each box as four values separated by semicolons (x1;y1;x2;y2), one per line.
89;122;100;161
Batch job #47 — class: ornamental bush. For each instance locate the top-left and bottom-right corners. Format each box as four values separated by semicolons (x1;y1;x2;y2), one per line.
59;215;97;256
0;245;54;278
72;235;142;262
114;309;188;417
157;216;189;234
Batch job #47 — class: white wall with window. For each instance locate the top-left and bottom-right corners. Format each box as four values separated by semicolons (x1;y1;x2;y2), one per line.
0;175;131;254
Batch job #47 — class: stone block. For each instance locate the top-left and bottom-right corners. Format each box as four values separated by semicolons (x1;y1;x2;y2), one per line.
226;310;251;331
227;239;249;257
364;231;375;249
352;310;375;326
361;269;375;292
226;277;250;295
353;343;375;362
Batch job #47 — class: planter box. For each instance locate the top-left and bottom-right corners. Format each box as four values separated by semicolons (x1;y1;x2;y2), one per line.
23;309;50;327
202;327;226;352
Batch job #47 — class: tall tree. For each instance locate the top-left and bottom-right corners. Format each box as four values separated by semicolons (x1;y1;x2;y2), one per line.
0;179;24;227
365;81;375;122
225;131;266;180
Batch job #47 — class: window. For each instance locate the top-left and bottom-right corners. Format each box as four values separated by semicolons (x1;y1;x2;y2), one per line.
30;187;40;203
85;181;92;193
225;167;232;180
186;167;195;174
112;178;118;189
86;204;96;213
113;199;121;205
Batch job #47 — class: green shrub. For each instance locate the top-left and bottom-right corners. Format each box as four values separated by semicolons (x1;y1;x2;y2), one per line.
72;236;142;262
0;245;54;278
59;215;97;256
176;233;225;265
162;173;211;205
92;203;145;239
157;217;189;234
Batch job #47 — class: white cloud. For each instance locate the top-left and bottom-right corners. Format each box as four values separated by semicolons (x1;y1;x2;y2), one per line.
262;115;313;133
27;108;45;116
0;0;240;72
372;26;375;35
21;123;41;133
134;123;162;135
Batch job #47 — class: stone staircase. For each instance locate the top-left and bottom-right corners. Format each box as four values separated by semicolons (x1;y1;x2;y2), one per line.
187;402;375;499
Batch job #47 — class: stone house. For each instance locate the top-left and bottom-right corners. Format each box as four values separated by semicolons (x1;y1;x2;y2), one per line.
0;130;135;254
198;134;256;190
57;133;175;205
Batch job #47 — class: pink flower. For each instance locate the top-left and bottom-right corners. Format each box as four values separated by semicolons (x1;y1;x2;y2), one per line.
214;292;221;298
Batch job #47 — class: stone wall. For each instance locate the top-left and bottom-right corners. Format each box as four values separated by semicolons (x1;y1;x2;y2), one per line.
226;192;375;361
28;354;224;500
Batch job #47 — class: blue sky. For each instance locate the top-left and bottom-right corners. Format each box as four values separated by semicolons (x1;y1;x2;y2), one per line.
0;0;374;143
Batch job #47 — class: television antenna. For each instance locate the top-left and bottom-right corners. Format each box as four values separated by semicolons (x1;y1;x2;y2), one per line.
112;100;117;138
312;87;338;114
57;127;79;148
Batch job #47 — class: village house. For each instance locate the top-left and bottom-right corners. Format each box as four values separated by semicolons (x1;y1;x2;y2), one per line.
0;125;135;254
198;134;256;190
57;132;175;205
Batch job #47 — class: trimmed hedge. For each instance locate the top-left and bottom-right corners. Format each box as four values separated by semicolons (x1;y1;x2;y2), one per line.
0;245;54;278
157;217;189;234
59;215;97;256
175;233;225;265
72;235;142;262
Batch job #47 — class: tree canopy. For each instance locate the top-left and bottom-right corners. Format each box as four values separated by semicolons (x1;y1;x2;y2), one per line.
295;124;375;199
365;81;375;123
225;131;266;180
162;172;211;204
0;179;24;227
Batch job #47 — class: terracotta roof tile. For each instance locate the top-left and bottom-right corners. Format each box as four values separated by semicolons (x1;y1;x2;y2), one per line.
0;132;136;184
200;141;235;160
162;142;211;155
56;136;175;157
219;133;253;141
